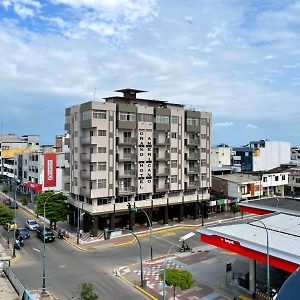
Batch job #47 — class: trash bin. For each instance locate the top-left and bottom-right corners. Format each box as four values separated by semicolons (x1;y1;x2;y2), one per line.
104;228;111;240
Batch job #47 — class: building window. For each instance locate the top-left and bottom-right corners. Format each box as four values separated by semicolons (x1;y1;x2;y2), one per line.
201;134;206;139
282;175;285;180
171;116;178;124
74;131;78;137
155;115;169;124
201;159;206;166
97;198;111;205
74;177;78;186
75;147;78;153
93;110;106;119
171;160;177;168
74;161;78;169
98;179;106;188
98;147;106;153
171;148;177;153
86;198;92;205
201;148;206;153
187;118;199;126
119;112;136;121
263;177;267;182
138;113;153;122
275;176;279;181
200;118;207;125
171;175;177;183
171;132;177;139
82;110;92;120
98;130;107;136
98;162;106;171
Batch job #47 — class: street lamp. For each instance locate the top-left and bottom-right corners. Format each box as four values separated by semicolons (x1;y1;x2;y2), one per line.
162;232;195;300
42;192;60;295
250;218;270;299
12;180;20;257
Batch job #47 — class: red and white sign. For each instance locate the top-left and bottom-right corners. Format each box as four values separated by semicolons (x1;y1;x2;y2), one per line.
26;182;42;192
44;153;56;187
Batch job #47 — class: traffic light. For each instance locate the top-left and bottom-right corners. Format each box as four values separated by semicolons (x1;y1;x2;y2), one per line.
127;203;137;213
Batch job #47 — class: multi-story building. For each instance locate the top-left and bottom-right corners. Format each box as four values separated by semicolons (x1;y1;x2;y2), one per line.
211;144;232;168
65;89;212;235
0;134;40;180
291;147;300;166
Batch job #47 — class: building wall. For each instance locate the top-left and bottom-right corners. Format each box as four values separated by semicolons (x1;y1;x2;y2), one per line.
252;141;291;171
211;146;232;168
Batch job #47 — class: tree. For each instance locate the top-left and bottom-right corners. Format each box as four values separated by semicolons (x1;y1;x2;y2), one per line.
35;192;70;228
230;203;240;219
78;282;98;300
2;186;8;194
20;196;29;206
0;204;14;225
160;268;193;299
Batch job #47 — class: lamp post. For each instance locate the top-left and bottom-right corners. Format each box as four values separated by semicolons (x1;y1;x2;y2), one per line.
12;182;19;257
42;192;59;295
139;207;153;261
162;232;195;300
250;218;270;299
77;196;80;244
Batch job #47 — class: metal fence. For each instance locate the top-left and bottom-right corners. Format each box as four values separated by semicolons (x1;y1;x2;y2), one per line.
3;260;34;300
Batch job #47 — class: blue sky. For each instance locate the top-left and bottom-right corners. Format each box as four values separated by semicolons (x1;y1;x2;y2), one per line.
0;0;299;147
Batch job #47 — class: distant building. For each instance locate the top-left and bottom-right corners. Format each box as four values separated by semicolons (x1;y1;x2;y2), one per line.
211;144;232;168
291;147;300;166
232;140;290;172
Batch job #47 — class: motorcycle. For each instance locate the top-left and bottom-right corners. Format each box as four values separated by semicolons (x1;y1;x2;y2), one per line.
57;230;64;239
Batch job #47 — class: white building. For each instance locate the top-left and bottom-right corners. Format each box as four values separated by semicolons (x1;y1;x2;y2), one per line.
261;168;289;197
291;147;300;166
251;140;290;171
211;144;232;168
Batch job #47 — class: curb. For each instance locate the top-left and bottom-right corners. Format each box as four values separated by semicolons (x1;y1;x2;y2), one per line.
118;274;157;300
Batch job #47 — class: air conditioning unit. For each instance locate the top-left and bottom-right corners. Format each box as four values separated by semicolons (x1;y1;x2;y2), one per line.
197;160;200;163
167;150;170;153
167;161;170;164
166;179;170;183
197;132;200;136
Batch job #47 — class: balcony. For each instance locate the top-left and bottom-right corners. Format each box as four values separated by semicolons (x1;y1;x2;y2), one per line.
118;137;136;146
118;153;136;162
185;166;200;175
154;168;169;177
186;181;199;189
80;187;90;196
154;153;170;161
186;138;200;147
186;152;200;160
80;137;91;145
80;153;91;162
154;138;170;146
65;153;70;161
119;169;136;178
117;186;136;196
154;183;170;192
80;170;90;179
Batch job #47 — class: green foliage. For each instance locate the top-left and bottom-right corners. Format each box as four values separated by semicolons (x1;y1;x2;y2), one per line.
160;268;193;299
2;186;8;194
35;192;70;227
20;196;29;206
230;203;240;217
78;282;98;300
0;204;14;225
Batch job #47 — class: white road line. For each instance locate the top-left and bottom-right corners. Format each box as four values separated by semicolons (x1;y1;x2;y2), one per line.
153;235;181;247
33;248;40;252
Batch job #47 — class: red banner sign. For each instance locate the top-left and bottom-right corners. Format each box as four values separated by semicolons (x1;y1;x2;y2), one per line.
26;182;42;192
44;153;56;187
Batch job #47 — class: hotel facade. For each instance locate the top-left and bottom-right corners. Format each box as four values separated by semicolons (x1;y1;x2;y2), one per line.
65;89;211;235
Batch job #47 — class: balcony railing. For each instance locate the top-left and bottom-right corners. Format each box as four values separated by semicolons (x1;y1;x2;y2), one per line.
80;170;90;179
154;168;169;176
155;138;170;145
186;138;200;146
80;137;91;145
118;153;136;161
154;183;170;192
80;153;91;162
119;169;136;177
186;166;200;174
154;153;170;161
117;186;136;195
186;152;200;160
118;137;136;145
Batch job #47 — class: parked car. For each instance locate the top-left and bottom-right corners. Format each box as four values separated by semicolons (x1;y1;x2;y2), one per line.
25;220;39;231
16;228;30;239
4;222;18;231
37;227;55;242
10;201;18;209
3;198;11;206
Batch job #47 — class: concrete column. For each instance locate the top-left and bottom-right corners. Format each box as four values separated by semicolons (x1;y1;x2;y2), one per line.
163;206;168;225
193;202;199;220
129;211;135;231
178;204;184;222
110;213;115;230
92;215;98;237
83;213;90;233
249;259;256;293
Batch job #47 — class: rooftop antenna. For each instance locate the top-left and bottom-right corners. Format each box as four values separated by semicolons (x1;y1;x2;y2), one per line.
93;88;96;101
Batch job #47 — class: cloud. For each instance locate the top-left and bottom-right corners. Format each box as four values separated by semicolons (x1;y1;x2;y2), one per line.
213;122;234;129
246;123;258;130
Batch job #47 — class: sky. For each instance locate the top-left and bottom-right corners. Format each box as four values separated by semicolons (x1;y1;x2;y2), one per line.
0;0;299;147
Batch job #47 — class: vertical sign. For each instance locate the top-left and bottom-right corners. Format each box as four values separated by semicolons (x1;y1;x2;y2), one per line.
44;153;56;187
138;131;145;193
145;131;153;192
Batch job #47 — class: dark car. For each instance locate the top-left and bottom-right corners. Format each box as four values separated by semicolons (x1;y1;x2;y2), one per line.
37;227;55;242
16;228;30;239
10;201;18;209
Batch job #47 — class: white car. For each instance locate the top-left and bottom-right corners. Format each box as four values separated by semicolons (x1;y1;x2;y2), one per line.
25;220;39;231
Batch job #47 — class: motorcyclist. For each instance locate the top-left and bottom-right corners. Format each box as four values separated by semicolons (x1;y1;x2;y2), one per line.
58;229;64;239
